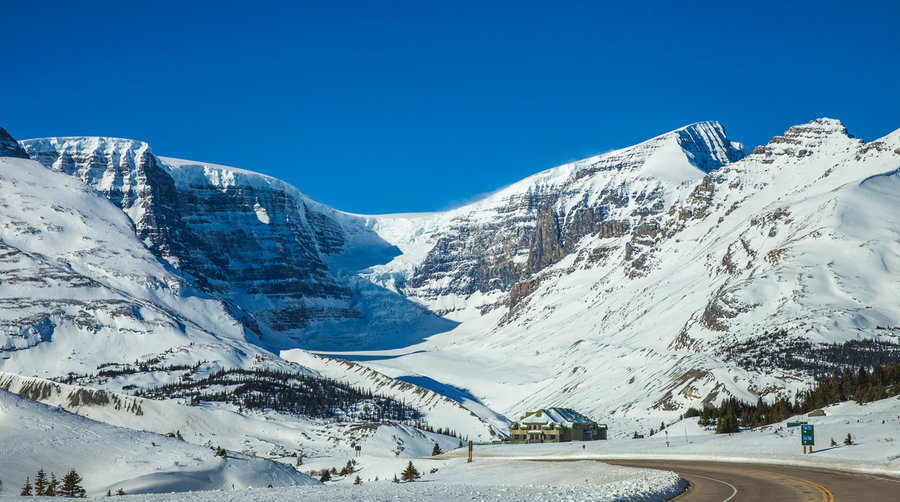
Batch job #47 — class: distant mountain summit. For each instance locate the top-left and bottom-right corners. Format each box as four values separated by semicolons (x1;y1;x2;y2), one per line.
0;127;29;158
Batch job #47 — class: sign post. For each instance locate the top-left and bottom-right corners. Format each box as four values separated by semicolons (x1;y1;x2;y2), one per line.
665;430;669;447
801;424;814;454
467;440;473;463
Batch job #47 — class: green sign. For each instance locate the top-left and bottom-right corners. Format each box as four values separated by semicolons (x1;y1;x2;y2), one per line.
801;424;814;446
787;421;808;428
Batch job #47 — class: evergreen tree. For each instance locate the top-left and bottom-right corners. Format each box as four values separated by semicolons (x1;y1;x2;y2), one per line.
46;472;58;496
715;408;739;434
116;488;126;496
400;461;420;482
431;442;443;456
353;475;362;485
107;489;112;497
61;469;86;498
392;474;399;484
844;433;853;445
34;469;47;496
21;477;32;496
319;469;331;482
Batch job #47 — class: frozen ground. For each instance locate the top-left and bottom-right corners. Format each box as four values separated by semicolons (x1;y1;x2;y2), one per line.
0;460;683;502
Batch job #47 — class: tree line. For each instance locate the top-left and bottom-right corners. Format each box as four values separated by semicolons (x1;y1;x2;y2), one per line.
686;362;900;433
20;468;85;497
723;334;900;374
134;368;423;424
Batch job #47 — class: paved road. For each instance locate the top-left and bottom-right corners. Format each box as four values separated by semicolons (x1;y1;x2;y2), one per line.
603;459;900;501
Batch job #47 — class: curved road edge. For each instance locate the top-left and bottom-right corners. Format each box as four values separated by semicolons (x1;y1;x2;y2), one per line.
602;459;900;501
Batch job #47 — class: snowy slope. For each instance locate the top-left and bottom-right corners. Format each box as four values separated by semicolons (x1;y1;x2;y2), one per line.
0;388;314;495
0;154;265;380
0;371;478;467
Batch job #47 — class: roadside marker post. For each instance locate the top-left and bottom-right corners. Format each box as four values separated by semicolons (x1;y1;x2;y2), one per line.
665;429;669;447
467;440;473;463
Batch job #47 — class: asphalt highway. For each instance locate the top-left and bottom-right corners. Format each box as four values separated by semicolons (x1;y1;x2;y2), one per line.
603;459;900;501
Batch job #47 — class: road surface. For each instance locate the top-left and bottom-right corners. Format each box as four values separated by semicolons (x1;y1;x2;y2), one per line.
603;459;900;501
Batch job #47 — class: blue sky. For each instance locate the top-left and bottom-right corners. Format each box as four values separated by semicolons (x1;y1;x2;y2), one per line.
2;1;897;213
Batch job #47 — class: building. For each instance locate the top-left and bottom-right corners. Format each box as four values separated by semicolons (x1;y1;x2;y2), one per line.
508;408;607;443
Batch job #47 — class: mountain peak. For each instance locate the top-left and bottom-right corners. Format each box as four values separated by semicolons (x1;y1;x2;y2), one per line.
751;118;855;160
671;121;746;173
0;127;30;159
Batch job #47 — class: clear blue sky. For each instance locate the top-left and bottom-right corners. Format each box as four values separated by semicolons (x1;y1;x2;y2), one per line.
2;1;897;213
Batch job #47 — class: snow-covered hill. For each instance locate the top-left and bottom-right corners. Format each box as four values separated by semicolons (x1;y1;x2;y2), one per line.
0;371;475;468
0;387;314;495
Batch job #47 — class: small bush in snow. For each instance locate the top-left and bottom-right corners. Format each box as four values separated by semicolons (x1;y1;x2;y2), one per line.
401;461;421;482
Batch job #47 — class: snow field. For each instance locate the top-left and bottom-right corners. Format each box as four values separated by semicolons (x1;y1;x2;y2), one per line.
26;459;684;502
0;389;314;496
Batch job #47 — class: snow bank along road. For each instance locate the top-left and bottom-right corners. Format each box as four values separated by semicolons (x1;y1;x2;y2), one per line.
604;460;900;501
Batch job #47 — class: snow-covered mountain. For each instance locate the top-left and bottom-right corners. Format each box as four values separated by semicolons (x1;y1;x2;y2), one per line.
0;141;498;461
2;119;898;441
351;119;900;432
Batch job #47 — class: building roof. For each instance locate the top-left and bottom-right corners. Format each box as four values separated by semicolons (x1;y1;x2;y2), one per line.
513;407;599;428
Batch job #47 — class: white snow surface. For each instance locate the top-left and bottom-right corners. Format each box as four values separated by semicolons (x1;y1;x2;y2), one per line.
44;461;682;502
0;388;314;496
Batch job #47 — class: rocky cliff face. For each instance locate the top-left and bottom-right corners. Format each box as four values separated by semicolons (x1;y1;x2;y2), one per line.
20;139;358;344
0;127;29;158
403;122;746;312
0;149;262;380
